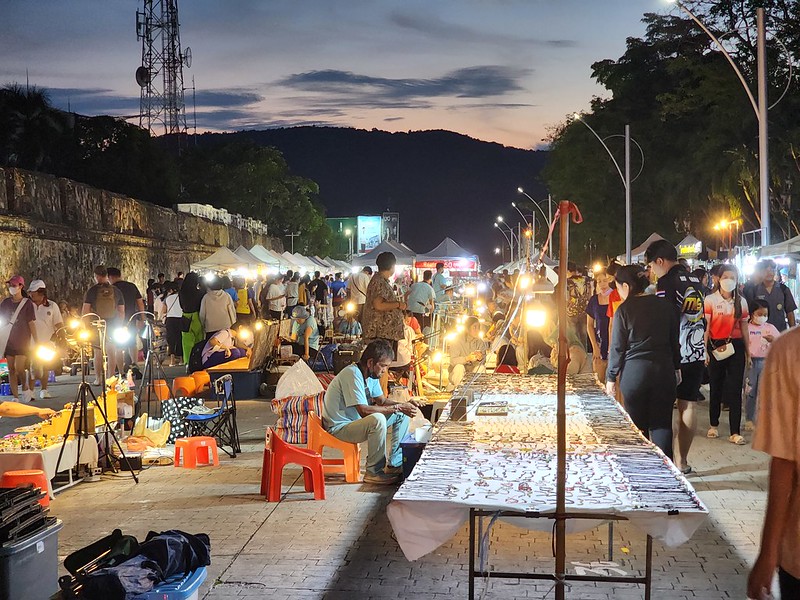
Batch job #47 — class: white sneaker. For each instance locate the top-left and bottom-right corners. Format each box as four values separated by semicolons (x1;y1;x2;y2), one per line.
39;389;52;400
21;390;33;403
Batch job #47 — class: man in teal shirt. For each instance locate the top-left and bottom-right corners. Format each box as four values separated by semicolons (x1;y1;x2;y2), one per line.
406;270;436;332
432;262;449;301
322;340;422;484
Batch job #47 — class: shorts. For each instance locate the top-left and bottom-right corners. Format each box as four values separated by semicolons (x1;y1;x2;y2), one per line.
676;361;704;401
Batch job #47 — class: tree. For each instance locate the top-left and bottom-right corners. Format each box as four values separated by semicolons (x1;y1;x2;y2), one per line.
543;3;800;262
180;140;333;255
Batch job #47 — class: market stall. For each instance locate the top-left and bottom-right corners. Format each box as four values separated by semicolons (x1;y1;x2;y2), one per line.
190;247;248;272
615;233;667;264
0;437;98;497
388;374;707;596
414;237;480;279
350;240;416;268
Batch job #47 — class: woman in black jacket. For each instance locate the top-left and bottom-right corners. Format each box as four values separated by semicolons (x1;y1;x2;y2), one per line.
606;265;681;459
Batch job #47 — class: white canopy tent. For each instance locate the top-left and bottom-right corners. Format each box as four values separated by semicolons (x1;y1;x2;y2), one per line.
249;245;284;267
191;247;248;271
351;240;416;268
414;237;478;272
616;233;667;264
762;235;800;257
233;245;266;269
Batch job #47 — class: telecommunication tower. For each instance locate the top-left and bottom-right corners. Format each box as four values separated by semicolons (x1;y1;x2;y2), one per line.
135;0;192;136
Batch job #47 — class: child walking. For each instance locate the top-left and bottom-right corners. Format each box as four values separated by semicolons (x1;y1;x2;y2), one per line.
746;299;780;431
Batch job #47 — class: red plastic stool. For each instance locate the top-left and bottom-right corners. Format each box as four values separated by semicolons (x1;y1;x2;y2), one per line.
1;469;50;507
174;437;220;468
191;370;211;394
172;376;197;398
260;428;325;502
151;379;171;401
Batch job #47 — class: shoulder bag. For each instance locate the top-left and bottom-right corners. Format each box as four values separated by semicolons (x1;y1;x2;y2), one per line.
0;299;28;356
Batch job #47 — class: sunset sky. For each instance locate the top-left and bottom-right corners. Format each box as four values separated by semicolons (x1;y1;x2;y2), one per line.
2;0;669;149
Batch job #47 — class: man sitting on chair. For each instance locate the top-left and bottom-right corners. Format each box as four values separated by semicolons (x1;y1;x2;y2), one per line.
322;339;423;485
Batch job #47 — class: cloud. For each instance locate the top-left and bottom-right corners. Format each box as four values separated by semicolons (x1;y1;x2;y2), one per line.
193;89;263;107
278;65;530;102
384;116;404;122
390;12;576;48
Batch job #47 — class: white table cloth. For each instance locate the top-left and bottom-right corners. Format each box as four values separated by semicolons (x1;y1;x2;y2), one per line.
388;374;708;561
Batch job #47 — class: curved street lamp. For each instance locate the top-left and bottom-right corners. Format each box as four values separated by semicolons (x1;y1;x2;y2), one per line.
494;222;514;262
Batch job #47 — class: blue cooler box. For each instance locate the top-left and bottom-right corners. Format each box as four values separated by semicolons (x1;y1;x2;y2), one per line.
400;434;427;479
132;567;207;600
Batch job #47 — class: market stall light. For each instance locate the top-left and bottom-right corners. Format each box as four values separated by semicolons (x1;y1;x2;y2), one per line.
477;282;487;292
463;285;476;297
238;328;252;342
526;308;547;328
456;324;465;333
69;318;81;330
431;351;443;364
593;263;603;273
445;331;457;342
476;305;486;314
254;321;264;331
203;272;216;282
36;345;56;362
519;275;531;290
112;327;131;345
78;329;91;341
345;301;356;313
351;267;359;274
475;299;483;307
478;330;485;339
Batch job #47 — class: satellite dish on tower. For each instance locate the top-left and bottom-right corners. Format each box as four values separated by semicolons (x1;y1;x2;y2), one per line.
183;47;192;68
135;66;151;88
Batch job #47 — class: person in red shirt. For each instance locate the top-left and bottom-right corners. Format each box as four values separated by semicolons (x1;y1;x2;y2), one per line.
703;264;750;444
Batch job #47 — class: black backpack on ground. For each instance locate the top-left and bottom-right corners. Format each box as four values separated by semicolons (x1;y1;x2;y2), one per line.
187;340;206;374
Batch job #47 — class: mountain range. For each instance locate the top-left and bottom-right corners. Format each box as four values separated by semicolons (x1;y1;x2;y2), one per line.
197;126;548;265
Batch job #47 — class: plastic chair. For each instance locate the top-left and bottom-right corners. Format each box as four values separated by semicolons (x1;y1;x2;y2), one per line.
172;376;197;398
185;375;240;457
191;370;211;394
307;411;361;483
174;436;220;468
260;428;325;502
1;469;50;507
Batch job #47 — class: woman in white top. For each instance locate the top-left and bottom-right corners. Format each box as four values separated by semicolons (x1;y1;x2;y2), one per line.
199;278;236;338
161;282;184;366
27;280;63;399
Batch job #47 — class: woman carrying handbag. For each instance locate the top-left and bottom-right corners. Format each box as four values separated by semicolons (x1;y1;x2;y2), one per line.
703;264;750;445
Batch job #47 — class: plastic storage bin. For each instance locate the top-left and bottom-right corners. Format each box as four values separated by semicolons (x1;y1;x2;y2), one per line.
0;519;62;600
400;434;427;479
132;567;207;600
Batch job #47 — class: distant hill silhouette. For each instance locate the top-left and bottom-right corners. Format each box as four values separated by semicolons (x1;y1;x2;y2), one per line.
195;127;548;265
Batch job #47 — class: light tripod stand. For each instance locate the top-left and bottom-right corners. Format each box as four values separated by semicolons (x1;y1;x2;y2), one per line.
54;317;138;483
137;315;168;419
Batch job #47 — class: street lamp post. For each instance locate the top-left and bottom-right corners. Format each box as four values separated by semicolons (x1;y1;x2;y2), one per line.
517;188;554;258
671;0;770;247
494;222;514;262
344;228;354;261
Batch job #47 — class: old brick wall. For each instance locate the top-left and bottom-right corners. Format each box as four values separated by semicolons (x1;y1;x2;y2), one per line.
0;167;280;307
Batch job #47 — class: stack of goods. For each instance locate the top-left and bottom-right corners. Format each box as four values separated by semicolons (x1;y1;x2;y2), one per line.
0;486;53;545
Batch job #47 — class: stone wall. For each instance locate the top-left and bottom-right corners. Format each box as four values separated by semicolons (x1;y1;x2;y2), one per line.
0;167;281;307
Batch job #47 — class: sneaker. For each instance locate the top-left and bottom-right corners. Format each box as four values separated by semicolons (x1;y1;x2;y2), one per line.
363;472;401;485
743;420;755;432
21;390;33;403
680;465;693;475
39;390;52;400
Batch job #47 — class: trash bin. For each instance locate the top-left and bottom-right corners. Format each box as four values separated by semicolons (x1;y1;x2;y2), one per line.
0;519;62;600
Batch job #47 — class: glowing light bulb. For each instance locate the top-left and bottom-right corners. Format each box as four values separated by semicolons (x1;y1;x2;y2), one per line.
526;309;547;328
238;328;252;341
36;345;56;362
456;324;465;333
432;351;443;364
345;301;356;313
78;329;91;341
69;318;81;330
112;327;131;345
519;275;531;289
445;331;457;342
254;321;264;331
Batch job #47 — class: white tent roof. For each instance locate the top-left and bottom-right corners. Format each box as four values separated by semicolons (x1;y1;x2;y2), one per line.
616;233;667;263
292;253;321;270
762;235;800;257
416;237;476;261
351;240;416;267
249;245;283;266
191;247;247;271
233;245;266;268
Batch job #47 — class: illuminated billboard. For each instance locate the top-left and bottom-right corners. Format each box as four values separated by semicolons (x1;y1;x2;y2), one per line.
357;216;382;254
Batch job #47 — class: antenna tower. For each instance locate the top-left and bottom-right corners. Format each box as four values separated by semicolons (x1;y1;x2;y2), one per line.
135;0;192;136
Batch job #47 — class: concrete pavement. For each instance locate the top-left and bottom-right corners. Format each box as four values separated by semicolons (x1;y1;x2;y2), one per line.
1;373;775;599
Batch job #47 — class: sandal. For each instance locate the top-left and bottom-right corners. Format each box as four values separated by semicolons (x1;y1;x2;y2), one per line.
680;465;693;475
707;427;719;439
729;434;746;445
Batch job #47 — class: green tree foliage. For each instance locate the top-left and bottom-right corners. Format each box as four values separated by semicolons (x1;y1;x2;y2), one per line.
180;141;332;256
544;1;800;262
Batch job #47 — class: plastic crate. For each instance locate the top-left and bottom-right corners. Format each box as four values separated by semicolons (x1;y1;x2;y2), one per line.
132;567;207;600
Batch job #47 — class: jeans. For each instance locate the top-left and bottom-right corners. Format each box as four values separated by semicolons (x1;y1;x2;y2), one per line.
330;413;409;475
745;357;765;423
708;338;745;436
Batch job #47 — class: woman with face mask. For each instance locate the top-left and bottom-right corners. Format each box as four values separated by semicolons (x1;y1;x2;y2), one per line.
0;276;38;403
703;264;750;444
605;266;681;459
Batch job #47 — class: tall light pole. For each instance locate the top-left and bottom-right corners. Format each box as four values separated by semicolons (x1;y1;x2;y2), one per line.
517;188;554;258
344;228;354;261
573;114;642;264
670;0;770;247
496;216;520;262
494;222;514;262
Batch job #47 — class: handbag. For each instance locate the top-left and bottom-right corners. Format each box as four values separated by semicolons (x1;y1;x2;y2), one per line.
711;337;734;361
179;314;192;333
0;298;28;356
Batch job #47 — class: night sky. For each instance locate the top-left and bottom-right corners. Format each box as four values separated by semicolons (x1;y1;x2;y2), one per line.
2;0;669;150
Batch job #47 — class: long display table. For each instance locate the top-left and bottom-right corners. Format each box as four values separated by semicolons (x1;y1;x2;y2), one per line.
387;374;708;597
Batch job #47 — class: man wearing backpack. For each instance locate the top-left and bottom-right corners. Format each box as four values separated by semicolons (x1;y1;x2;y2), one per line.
743;259;797;332
82;265;125;385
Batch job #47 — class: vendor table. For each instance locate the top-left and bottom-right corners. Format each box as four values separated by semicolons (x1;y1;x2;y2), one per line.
387;374;708;598
0;437;99;498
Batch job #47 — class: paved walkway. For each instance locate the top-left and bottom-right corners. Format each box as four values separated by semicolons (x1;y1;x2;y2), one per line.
4;376;774;599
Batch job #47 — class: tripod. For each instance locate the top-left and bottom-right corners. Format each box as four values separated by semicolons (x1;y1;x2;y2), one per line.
54;334;139;483
137;318;168;419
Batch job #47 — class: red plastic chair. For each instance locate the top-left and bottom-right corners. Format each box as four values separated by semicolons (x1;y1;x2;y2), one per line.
307;411;361;483
260;428;325;502
494;364;520;374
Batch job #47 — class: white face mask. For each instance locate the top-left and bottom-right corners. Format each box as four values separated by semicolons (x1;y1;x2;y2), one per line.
753;315;768;326
7;286;19;296
720;279;737;293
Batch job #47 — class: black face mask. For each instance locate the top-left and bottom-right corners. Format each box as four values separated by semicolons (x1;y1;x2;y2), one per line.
366;361;381;380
